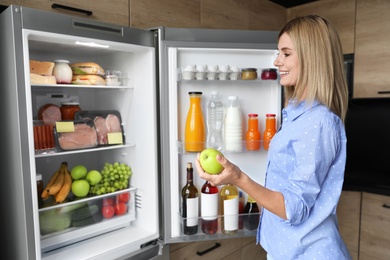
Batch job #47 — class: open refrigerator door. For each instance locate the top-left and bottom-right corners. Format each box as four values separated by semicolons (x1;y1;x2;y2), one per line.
157;28;282;244
1;6;160;260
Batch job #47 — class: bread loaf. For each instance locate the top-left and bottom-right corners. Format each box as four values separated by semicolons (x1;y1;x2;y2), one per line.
30;73;57;85
30;60;55;76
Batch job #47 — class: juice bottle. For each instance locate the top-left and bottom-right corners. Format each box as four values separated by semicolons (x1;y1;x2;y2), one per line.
185;92;206;152
246;114;261;151
263;114;276;150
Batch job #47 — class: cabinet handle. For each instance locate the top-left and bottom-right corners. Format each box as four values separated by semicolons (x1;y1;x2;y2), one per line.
383;204;390;209
51;4;93;16
196;242;221;256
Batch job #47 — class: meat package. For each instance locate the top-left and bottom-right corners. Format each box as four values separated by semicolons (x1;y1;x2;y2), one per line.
57;119;98;150
75;110;125;146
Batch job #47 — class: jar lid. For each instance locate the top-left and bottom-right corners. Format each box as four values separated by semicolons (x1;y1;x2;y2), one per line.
54;59;70;63
61;101;80;106
36;174;42;181
241;68;257;72
248;114;258;117
262;68;277;72
188;91;202;95
266;113;276;117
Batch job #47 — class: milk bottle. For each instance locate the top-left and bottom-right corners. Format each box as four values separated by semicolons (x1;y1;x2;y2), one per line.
224;96;244;152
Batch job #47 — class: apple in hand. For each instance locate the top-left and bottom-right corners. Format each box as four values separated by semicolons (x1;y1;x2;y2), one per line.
199;148;224;174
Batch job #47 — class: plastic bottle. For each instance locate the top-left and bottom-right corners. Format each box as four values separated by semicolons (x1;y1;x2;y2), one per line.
185;92;206;152
206;91;224;150
181;162;199;235
201;180;219;234
224;96;244;152
263;114;276;150
246;114;261;151
238;191;245;230
244;196;260;230
220;184;239;234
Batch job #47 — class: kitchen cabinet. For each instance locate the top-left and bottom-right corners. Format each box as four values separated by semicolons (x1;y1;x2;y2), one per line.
360;192;390;260
353;0;390;98
337;191;361;260
287;0;356;54
169;237;266;259
0;0;129;26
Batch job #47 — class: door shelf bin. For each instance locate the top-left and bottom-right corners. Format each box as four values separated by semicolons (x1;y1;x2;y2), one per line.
39;187;136;252
177;140;267;154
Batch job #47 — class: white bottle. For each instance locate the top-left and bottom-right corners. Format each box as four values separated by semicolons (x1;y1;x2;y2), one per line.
224;96;243;152
206;91;224;150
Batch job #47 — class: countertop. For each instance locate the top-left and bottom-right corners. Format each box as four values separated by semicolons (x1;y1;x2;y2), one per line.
343;168;390;197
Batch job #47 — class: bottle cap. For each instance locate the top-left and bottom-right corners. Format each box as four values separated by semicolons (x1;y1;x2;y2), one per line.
187;162;192;168
247;196;256;203
266;113;276;117
248;114;258;117
36;174;42;181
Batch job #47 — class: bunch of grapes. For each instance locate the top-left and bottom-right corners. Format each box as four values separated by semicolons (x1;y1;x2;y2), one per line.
89;162;132;195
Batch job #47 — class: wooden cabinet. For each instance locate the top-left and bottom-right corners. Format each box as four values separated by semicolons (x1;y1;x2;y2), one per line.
337;191;361;260
287;0;356;54
360;192;390;260
1;0;129;26
169;237;266;260
354;0;390;98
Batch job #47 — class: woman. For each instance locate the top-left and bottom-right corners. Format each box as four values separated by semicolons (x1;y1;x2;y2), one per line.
195;15;351;259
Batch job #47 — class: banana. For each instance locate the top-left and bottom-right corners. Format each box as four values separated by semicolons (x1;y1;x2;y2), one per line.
55;164;72;203
41;163;62;200
47;163;66;195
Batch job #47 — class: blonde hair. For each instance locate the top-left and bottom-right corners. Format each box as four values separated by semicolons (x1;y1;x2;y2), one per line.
279;15;348;122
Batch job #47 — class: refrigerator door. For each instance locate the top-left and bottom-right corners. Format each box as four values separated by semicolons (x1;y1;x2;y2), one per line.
1;6;160;260
156;27;282;244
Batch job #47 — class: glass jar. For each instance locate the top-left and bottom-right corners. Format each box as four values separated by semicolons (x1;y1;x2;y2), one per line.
261;68;277;80
241;68;257;80
60;102;81;121
53;59;72;84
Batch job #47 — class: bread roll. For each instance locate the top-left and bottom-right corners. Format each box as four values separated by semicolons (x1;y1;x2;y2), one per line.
70;62;105;76
30;60;55;76
30;73;57;85
72;75;106;85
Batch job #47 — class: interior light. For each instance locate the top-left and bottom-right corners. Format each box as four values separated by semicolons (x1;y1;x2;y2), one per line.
75;41;109;48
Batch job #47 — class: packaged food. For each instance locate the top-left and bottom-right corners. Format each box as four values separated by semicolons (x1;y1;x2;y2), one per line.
75;110;125;146
70;62;105;76
60;102;81;120
241;68;257;80
33;121;56;151
57;119;98;150
261;68;277;80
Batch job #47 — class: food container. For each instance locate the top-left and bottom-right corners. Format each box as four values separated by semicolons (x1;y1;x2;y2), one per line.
241;68;257;80
52;59;72;84
105;70;122;86
56;119;98;151
33;120;56;152
60;102;81;121
75;110;125;146
261;68;278;80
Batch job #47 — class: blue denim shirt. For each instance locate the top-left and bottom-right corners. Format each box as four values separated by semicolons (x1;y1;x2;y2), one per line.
257;99;351;260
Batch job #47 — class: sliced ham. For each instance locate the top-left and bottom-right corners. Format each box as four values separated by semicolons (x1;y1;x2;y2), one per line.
58;123;97;150
38;104;61;126
106;114;121;133
94;116;108;145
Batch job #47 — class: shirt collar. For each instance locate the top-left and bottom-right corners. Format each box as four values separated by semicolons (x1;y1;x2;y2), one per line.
282;99;320;122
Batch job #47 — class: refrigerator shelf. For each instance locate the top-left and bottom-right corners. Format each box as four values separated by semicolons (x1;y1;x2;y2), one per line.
177;140;267;154
31;84;133;89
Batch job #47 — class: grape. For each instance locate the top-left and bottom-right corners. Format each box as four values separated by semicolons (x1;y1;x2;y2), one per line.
89;162;132;196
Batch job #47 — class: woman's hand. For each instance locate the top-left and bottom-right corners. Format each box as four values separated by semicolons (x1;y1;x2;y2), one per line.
194;153;243;187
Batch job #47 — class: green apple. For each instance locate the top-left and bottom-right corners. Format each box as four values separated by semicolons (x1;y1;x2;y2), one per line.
71;179;90;197
86;170;102;185
70;165;87;180
199;148;224;174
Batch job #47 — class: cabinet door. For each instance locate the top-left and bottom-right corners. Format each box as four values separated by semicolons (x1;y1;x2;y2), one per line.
287;0;356;54
1;0;129;26
354;0;390;98
337;191;361;260
360;192;390;260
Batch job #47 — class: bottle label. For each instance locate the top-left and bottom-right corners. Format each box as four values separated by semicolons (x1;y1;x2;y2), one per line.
186;197;199;227
223;197;238;231
201;193;218;220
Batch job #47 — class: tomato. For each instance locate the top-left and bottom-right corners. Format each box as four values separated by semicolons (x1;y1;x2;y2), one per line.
117;193;130;203
115;202;128;215
102;205;115;219
102;197;115;206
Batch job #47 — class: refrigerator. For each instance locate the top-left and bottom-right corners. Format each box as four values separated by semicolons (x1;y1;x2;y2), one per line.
0;5;282;260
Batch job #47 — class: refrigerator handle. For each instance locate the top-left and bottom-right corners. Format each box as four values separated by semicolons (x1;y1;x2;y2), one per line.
51;3;93;16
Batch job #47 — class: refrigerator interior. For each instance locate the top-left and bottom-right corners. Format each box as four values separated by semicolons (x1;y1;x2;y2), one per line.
23;29;160;259
166;47;282;241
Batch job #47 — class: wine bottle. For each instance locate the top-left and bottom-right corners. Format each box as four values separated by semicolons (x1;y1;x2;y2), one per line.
238;191;245;230
244;196;260;230
201;180;219;234
181;162;199;235
220;184;239;234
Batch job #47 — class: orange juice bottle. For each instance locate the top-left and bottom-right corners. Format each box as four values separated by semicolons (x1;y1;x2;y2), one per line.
246;114;261;151
185;91;205;152
263;114;276;150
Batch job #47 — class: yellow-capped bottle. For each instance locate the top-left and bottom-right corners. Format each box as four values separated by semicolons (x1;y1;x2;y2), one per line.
220;184;239;234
